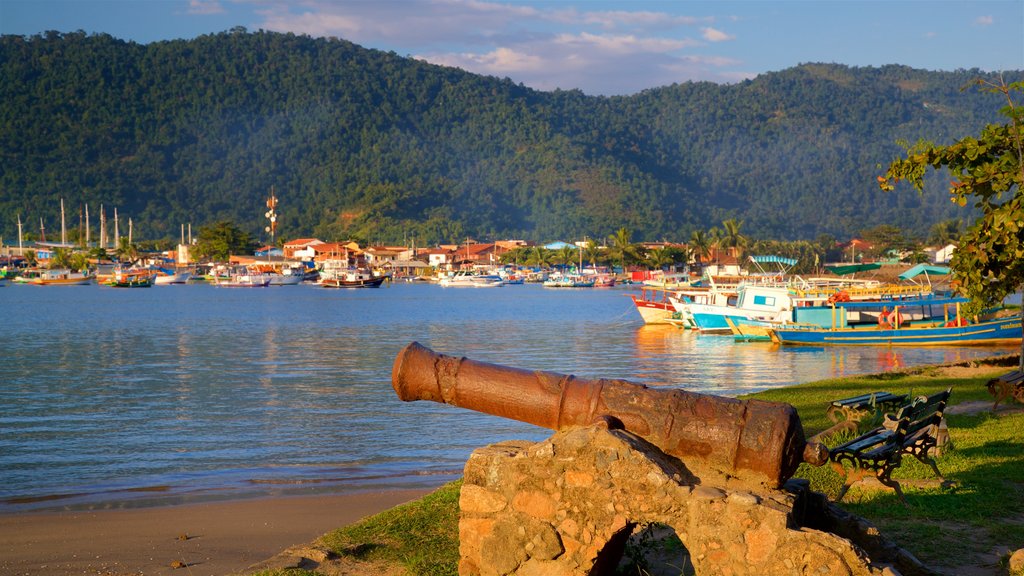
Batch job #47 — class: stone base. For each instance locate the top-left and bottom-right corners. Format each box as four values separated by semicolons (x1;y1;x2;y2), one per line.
458;424;935;576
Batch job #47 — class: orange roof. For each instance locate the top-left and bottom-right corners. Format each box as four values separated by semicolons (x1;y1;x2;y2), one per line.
284;238;323;247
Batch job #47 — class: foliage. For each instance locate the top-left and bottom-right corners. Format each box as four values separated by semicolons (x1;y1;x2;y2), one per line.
192;220;256;261
1;31;1019;245
880;79;1024;321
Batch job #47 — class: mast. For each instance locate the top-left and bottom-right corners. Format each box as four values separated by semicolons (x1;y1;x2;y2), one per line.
40;218;45;242
85;204;90;247
128;218;133;245
99;205;106;249
61;198;66;245
113;208;119;247
17;214;23;254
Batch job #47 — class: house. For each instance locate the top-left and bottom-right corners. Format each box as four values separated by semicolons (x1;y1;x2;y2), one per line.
926;243;956;264
363;246;414;266
422;247;456;270
255;245;284;257
283;238;325;259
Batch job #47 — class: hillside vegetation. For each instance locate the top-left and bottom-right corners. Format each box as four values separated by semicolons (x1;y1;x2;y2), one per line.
1;29;1019;245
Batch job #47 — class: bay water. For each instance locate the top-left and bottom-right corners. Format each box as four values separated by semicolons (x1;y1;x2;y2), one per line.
1;282;1015;512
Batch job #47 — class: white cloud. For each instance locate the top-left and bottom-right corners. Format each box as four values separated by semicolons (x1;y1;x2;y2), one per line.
248;0;745;95
701;27;734;42
187;0;224;16
975;15;994;25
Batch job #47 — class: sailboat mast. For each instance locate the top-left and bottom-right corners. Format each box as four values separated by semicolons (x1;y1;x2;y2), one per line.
61;198;66;245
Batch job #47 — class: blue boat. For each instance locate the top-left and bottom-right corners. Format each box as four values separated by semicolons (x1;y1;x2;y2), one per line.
768;297;1022;346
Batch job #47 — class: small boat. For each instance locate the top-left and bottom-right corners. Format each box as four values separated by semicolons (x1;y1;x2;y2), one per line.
320;268;386;288
29;269;94;286
214;267;271;287
767;298;1022;346
107;268;155;288
151;267;192;285
628;287;679;324
542;274;594;288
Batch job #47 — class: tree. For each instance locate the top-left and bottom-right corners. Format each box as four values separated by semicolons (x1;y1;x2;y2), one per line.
927;219;963;246
193;220;256;261
719;219;747;256
607;227;638;272
689;230;712;272
880;78;1023;368
114;236;140;264
525;246;552;268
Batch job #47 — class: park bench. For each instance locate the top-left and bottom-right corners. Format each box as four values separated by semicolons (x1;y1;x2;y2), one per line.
825;391;908;434
986;370;1024;412
828;388;951;504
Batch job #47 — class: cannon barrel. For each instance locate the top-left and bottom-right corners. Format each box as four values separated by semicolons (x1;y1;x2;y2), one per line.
393;342;827;490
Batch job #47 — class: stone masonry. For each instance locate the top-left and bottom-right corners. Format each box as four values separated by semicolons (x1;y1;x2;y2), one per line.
458;422;934;576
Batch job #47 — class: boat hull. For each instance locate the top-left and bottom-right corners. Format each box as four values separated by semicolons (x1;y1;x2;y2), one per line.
629;295;674;324
320;276;386;288
769;316;1022;346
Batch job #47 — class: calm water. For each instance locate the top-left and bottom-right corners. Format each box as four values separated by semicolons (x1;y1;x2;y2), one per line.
1;281;1016;512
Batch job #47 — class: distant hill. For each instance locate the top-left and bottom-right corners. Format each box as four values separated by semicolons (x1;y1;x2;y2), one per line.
0;29;1018;245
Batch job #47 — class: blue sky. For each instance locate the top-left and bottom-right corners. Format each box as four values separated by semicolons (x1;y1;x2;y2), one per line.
2;0;1021;95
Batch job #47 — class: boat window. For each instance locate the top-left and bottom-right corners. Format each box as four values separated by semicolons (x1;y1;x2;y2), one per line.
753;295;776;307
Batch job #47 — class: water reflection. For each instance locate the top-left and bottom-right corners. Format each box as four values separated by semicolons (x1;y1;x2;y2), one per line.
0;283;1015;510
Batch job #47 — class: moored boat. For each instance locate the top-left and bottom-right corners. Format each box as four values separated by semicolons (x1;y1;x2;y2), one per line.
29;269;94;286
106;268;155;288
320;268;386;288
767;298;1022;346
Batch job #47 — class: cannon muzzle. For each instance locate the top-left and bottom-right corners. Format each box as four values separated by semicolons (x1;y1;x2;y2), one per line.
393;342;826;490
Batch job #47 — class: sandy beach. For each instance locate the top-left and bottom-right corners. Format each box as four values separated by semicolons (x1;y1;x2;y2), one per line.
0;489;433;576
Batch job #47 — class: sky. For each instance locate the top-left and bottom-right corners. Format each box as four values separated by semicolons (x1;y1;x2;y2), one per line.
1;0;1022;96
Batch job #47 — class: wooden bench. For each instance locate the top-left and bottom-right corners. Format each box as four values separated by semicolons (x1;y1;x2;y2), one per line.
825;391;908;434
828;388;951;504
986;370;1024;412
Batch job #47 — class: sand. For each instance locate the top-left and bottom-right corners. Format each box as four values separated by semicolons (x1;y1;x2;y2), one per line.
0;489;432;576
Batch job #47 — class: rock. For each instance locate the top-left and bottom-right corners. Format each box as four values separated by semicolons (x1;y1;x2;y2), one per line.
1009;548;1024;573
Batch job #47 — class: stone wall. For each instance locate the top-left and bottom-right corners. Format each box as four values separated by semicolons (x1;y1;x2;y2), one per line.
458;423;933;576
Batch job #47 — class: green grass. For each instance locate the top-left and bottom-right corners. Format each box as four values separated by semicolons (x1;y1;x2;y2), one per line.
250;358;1024;575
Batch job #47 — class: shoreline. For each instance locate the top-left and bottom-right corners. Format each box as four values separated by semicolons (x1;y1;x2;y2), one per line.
0;487;436;576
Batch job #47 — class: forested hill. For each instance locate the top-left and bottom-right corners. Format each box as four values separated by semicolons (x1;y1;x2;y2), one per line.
1;29;1018;245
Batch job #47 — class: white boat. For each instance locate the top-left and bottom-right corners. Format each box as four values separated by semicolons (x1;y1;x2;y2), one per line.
29;269;94;286
214;267;271;287
320;268;386;288
151;267;192;285
438;270;503;287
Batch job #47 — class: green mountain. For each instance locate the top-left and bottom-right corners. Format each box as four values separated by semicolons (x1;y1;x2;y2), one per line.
0;29;1017;245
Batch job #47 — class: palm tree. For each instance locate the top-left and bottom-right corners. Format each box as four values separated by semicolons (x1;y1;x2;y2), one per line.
555;245;579;270
607;227;637;272
720;218;747;256
645;247;675;271
582;239;604;267
115;236;139;265
49;247;72;270
526;246;552;268
928;219;963;246
689;230;712;272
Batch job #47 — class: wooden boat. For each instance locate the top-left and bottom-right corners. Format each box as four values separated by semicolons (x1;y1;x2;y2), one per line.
29;269;94;286
107;269;155;288
767;298;1022;346
320;268;386;288
151;267;192;285
542;273;595;288
629;286;681;324
214;267;271;287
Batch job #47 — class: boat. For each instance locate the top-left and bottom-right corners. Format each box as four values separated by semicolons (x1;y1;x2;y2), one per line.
106;268;155;288
151;267;192;285
253;264;304;286
214;267;271;287
767;298;1023;346
629;286;682;324
542;273;595;288
320;268;386;288
438;270;504;287
29;269;94;286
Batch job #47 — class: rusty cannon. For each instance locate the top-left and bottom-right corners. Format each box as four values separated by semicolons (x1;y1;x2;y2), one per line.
392;342;827;490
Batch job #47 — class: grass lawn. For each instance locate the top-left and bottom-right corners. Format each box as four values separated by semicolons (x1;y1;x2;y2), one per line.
252;357;1024;576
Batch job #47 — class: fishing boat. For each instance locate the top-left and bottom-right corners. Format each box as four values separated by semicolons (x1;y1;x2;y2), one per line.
542;273;595;288
106;268;155;288
766;298;1023;346
628;286;681;324
214;267;271;287
320;268;386;288
151;267;192;285
29;269;94;286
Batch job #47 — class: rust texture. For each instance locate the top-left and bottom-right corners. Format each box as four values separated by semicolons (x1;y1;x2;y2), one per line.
392;342;826;490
